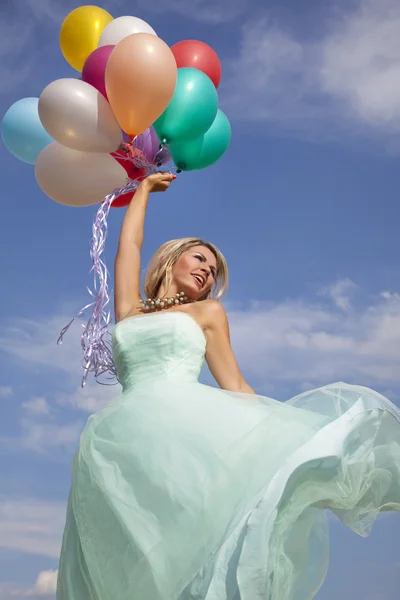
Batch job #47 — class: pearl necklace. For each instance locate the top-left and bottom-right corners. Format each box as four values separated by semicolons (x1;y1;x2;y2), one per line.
139;291;191;312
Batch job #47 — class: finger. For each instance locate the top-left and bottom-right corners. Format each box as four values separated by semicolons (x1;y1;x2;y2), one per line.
158;171;176;180
160;174;174;182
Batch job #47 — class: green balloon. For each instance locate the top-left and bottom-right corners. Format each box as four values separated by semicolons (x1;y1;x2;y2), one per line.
169;109;232;171
154;68;218;144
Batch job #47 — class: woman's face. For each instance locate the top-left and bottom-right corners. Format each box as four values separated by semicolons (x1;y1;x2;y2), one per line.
171;245;218;299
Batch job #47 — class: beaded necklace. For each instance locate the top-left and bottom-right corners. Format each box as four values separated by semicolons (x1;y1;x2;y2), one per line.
139;291;192;312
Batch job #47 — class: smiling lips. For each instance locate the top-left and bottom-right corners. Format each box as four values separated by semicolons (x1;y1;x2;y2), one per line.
192;274;205;288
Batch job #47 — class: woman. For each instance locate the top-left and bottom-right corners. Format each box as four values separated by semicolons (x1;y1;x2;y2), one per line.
57;173;400;600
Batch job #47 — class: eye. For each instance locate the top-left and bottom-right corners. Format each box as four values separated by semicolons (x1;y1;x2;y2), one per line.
194;254;216;279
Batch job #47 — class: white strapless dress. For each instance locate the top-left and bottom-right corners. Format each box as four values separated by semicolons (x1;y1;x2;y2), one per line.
56;311;400;600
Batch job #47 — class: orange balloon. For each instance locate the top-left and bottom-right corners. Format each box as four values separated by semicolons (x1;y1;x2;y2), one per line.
105;33;177;136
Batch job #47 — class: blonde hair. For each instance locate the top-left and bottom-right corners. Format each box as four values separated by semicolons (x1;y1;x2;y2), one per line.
143;237;228;301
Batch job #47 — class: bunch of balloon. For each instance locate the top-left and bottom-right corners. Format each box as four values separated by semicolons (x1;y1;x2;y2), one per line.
1;6;177;208
1;6;231;208
154;39;232;172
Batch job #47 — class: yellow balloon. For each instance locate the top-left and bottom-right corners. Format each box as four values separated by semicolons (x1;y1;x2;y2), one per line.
60;5;113;72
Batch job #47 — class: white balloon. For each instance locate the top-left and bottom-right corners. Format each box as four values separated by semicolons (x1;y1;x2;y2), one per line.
35;142;128;207
98;16;157;47
38;79;122;153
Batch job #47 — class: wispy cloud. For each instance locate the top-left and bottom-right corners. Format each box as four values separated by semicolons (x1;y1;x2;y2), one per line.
319;0;400;128
0;497;64;558
0;310;120;401
55;382;119;413
22;397;50;415
137;0;246;24
223;0;400;143
16;418;83;454
228;281;400;397
0;313;117;453
0;386;13;398
318;278;358;312
0;0;124;96
0;312;100;378
0;0;61;97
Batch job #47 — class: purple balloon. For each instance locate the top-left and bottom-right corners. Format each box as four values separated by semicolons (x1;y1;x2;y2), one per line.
82;45;115;100
135;126;171;166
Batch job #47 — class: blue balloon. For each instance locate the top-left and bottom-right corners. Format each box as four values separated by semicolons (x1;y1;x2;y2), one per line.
1;97;53;164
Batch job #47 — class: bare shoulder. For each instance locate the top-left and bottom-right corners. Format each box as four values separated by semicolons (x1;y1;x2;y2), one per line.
192;299;228;331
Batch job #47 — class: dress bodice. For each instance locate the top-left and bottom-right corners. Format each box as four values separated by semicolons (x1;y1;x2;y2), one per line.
112;311;207;391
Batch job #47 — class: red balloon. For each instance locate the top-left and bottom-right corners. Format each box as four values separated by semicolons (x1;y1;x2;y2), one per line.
110;147;147;208
171;40;221;88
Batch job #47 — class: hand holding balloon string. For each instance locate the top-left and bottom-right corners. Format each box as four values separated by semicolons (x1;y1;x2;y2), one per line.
115;139;179;184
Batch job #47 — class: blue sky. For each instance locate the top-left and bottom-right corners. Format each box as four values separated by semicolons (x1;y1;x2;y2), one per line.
1;0;400;598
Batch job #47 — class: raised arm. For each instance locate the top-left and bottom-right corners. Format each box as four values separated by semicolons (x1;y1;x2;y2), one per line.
114;172;175;323
204;300;256;394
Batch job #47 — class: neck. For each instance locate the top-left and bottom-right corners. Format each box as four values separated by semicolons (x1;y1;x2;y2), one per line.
157;282;179;298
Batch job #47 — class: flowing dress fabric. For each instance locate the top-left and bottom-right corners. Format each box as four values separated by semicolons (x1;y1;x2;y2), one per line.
57;311;400;600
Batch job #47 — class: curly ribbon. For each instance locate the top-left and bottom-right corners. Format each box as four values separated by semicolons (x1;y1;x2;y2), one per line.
57;145;161;387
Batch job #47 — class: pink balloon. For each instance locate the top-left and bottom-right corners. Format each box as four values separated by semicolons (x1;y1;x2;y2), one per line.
82;45;115;100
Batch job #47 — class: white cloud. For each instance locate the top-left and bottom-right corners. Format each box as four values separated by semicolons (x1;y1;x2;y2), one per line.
0;313;97;377
228;281;400;396
0;0;122;95
137;0;246;24
0;312;119;453
55;381;120;413
318;278;358;312
0;311;119;453
223;0;400;141
0;497;64;558
0;386;13;398
223;19;310;120
0;570;58;599
0;1;58;95
1;403;83;456
0;311;120;410
17;418;83;454
22;397;49;415
33;570;58;596
320;0;400;127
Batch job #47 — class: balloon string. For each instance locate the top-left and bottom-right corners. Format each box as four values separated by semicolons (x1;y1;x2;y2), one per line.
57;177;149;388
153;144;166;166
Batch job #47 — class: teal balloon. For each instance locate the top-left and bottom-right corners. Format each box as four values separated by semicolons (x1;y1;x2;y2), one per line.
169;109;231;171
154;68;218;144
1;97;53;164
